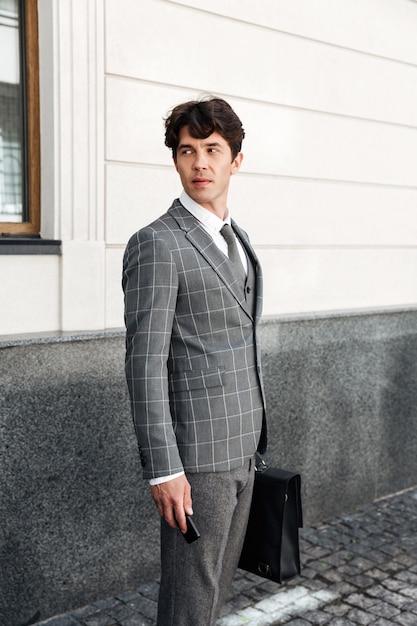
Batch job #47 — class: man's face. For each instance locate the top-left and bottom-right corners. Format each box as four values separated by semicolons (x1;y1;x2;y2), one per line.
174;126;243;219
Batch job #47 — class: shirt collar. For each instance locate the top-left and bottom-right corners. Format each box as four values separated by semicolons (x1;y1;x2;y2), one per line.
179;190;231;234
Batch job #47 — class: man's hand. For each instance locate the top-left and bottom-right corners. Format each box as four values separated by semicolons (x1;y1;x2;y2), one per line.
151;474;193;533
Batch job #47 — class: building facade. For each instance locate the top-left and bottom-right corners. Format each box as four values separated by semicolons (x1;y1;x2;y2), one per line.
1;0;417;332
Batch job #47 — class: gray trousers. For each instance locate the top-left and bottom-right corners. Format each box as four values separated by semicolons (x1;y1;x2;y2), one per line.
157;459;255;626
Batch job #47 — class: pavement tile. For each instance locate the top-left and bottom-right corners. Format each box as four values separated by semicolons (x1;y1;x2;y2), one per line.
367;585;406;604
366;568;390;581
395;554;417;568
303;545;332;560
392;614;417;626
90;598;120;611
323;602;352;617
349;556;376;571
299;609;331;624
345;592;380;609
114;590;140;603
221;593;252;615
345;574;375;588
394;570;417;585
383;579;413;594
368;601;401;619
379;560;406;574
346;607;376;624
336;563;359;577
321;551;351;567
298;565;322;579
327;582;357;596
82;613;117;626
321;570;345;585
37;618;83;626
106;604;154;626
307;560;334;574
242;584;272;602
360;549;391;565
298;578;326;592
229;574;259;594
136;582;160;602
223;606;269;625
379;544;403;557
125;595;158;622
259;580;284;594
70;606;97;620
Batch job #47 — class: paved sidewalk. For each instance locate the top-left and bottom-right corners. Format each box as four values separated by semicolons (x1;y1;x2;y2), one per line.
36;487;417;626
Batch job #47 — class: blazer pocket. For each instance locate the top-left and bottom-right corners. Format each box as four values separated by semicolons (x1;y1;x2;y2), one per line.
169;367;225;393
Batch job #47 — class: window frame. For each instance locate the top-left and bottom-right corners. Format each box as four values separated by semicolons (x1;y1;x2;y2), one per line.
1;0;40;236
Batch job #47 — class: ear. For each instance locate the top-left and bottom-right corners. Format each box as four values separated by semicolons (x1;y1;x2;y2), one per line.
231;152;243;175
173;156;179;172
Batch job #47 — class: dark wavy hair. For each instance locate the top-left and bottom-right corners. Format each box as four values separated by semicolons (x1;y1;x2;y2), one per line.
164;97;245;161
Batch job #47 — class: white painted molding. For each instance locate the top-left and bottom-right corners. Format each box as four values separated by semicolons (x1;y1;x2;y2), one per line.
38;0;104;242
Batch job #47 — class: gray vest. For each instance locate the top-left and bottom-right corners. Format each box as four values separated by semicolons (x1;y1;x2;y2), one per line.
244;249;256;318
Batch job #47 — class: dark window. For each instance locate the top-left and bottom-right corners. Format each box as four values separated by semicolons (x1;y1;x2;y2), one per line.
0;0;40;235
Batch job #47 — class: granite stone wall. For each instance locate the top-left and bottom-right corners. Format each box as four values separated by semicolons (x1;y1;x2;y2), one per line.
1;310;416;625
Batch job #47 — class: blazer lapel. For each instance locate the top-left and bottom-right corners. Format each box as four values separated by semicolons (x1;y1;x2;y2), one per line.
168;202;252;317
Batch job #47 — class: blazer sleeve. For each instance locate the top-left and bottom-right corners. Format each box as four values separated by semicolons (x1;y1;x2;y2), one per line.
122;228;183;479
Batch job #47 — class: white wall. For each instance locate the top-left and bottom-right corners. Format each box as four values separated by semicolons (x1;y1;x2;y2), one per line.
104;0;417;320
1;0;416;335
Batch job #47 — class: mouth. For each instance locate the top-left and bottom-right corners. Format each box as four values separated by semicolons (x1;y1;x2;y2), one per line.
192;177;211;187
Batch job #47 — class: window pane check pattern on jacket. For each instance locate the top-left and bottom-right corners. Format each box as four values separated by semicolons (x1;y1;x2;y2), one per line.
123;200;267;479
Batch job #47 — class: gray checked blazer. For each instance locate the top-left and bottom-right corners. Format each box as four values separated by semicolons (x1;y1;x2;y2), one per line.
123;199;267;479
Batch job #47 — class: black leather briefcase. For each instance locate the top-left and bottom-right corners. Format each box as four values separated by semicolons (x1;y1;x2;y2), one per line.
239;458;303;583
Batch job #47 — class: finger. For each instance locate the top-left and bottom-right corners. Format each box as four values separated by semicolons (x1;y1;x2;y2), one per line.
172;503;187;534
183;488;193;517
156;498;179;530
165;507;181;530
176;483;193;533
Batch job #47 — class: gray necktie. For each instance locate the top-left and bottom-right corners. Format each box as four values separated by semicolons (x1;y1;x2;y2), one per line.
220;224;246;285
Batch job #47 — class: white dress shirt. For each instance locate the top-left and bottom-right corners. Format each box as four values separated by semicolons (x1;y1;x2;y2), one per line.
179;190;248;273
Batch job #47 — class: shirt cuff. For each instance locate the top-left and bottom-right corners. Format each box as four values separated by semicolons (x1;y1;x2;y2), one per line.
149;471;185;486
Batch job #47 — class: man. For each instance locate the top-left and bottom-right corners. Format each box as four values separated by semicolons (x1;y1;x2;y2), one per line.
123;96;267;625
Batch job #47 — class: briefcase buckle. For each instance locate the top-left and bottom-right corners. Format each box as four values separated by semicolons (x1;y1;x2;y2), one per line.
257;562;271;576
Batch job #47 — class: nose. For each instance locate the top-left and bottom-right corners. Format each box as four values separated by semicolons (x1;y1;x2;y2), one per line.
192;150;208;171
